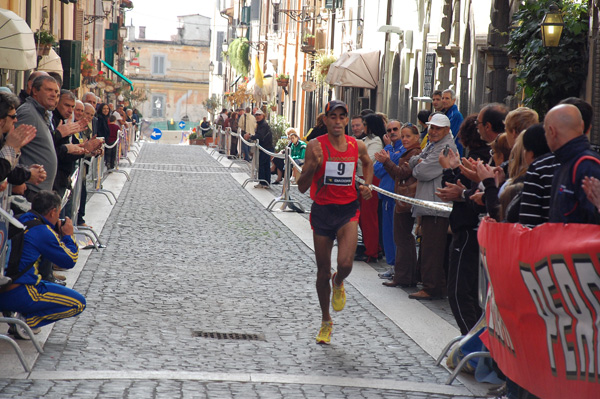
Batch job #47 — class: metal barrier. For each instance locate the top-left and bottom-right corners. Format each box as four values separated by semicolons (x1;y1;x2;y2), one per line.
266;146;306;212
86;148;117;205
208;126;219;153
227;128;249;169
106;135;131;181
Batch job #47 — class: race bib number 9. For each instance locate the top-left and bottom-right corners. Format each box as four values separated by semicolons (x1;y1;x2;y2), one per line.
324;161;354;186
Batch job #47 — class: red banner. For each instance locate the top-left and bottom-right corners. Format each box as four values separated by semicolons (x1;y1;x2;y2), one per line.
479;219;600;399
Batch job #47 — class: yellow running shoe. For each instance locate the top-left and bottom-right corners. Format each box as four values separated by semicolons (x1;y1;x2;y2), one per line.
331;272;346;312
316;321;333;344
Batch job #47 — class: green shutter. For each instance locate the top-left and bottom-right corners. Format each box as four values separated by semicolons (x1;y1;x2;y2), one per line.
104;23;118;67
325;0;333;9
242;6;251;24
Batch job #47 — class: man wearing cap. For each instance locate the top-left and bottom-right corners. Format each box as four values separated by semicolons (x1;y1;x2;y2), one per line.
244;109;273;187
408;113;456;300
297;100;374;344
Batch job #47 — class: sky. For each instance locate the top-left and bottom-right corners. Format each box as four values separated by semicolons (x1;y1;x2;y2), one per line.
125;1;216;41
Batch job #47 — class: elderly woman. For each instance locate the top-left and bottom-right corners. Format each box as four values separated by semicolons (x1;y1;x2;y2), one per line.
374;123;422;287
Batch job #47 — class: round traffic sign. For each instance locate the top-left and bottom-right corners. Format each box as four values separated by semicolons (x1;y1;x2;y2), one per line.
151;128;163;140
178;121;186;130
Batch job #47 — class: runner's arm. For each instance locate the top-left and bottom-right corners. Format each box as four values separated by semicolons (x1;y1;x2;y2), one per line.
297;139;322;193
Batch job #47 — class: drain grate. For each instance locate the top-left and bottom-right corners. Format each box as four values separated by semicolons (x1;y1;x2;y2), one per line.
192;331;265;341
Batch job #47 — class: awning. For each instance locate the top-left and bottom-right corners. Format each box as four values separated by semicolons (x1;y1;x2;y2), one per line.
100;59;133;91
325;49;381;89
0;9;37;70
37;49;63;74
230;75;242;87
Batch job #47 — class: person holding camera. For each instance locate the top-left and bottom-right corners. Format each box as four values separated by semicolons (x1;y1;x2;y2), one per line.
0;191;85;339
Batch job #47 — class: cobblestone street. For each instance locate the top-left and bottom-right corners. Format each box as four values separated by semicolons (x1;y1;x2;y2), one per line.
0;143;488;398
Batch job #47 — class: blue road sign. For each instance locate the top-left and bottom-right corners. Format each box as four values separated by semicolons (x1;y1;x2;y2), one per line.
151;128;163;140
178;121;186;130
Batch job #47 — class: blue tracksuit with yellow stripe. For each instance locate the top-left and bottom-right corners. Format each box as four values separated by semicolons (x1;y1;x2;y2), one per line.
0;212;86;328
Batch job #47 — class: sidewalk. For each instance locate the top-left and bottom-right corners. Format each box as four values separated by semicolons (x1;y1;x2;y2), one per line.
0;143;490;398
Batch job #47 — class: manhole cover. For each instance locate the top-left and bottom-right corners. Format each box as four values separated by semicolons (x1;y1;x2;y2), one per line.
192;331;265;341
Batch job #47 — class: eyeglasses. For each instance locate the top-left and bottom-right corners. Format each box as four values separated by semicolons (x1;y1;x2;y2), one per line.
402;123;415;128
5;113;17;120
474;120;481;126
386;127;399;133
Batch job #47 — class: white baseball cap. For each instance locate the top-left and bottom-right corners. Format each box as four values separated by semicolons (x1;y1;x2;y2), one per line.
426;113;451;128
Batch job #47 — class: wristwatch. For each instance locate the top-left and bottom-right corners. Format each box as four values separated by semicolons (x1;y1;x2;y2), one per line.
461;189;466;200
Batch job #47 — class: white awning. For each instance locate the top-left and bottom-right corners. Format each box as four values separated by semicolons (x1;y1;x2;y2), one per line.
326;49;381;89
37;49;63;74
0;9;37;71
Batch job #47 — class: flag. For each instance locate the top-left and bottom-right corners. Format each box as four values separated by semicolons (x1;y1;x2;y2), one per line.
254;57;264;89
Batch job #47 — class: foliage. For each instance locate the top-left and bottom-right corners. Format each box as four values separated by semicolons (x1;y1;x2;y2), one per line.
313;52;337;84
269;114;290;145
226;38;250;76
36;30;55;45
506;0;588;116
188;132;198;140
202;94;222;116
227;82;254;107
120;87;149;109
276;73;289;80
275;136;289;152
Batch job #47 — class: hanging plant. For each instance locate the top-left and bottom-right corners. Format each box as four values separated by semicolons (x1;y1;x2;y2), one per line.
506;0;588;117
226;38;250;77
313;51;337;84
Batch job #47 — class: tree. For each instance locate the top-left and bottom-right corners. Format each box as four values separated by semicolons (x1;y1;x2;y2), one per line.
202;94;222;118
120;87;149;110
506;0;588;117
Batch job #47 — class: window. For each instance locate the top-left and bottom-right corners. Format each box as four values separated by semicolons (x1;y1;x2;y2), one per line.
152;95;165;118
152;54;165;75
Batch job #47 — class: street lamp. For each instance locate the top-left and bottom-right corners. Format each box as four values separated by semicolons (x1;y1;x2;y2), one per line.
271;0;281;32
84;0;114;25
209;61;214;74
236;23;248;39
541;3;564;47
222;39;228;52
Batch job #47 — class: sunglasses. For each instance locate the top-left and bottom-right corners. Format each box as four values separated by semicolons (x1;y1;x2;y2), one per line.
5;113;17;120
386;127;400;133
402;122;415;128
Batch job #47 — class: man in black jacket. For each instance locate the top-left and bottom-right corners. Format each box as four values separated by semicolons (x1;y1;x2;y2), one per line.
244;109;273;188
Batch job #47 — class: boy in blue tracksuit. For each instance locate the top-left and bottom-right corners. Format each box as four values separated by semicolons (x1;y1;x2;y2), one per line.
373;123;405;269
0;191;85;337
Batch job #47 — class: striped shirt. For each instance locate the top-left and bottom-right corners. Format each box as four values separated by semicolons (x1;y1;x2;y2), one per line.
518;153;561;227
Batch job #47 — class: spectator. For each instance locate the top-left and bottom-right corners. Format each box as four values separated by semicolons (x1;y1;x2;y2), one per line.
132;108;140;127
95;103;111;142
417;109;431;141
305;112;327;141
360;108;375;117
546;104;600;224
229;111;239;156
244;109;273;188
18;71;49;106
437;114;490;334
519;98;593;227
200;117;211;137
441;89;464;156
372;115;404;276
354;116;384;263
431;90;443;113
81;92;98;110
288;128;306;183
15;75;60;198
0;91;44;187
105;114;120;169
375;123;422;288
408;113;456;300
351;115;365;139
0;190;85;339
47;71;63;89
239;107;256;162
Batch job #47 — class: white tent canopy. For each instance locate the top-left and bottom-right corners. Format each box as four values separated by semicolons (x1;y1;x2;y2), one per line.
326;49;381;89
37;49;63;74
0;9;37;70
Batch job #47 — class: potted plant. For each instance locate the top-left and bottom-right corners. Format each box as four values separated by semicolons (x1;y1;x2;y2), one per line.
81;56;95;77
267;98;278;112
188;132;205;145
276;73;289;87
36;30;55;56
303;34;316;47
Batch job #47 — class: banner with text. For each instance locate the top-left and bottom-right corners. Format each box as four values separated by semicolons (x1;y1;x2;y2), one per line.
479;219;600;399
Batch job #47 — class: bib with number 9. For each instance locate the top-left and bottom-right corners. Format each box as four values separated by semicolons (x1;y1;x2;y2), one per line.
324;161;353;186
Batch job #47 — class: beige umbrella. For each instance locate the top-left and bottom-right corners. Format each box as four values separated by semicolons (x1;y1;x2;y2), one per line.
0;9;37;70
37;49;63;74
326;49;381;89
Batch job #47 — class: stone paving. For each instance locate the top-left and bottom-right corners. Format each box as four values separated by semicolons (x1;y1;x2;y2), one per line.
0;144;486;398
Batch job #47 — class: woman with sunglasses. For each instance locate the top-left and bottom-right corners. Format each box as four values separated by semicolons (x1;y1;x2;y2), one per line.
374;123;422;287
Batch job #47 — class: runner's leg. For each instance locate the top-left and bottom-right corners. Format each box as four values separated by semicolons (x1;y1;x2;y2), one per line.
334;220;359;284
313;233;334;322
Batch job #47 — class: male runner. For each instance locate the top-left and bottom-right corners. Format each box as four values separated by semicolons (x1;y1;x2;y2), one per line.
297;100;374;344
